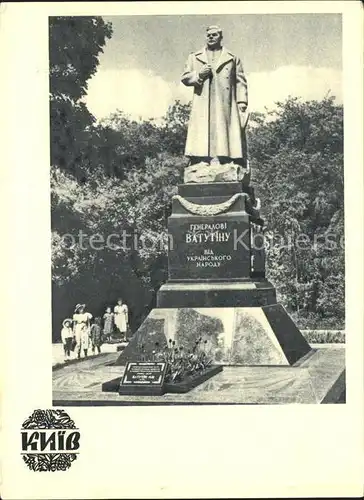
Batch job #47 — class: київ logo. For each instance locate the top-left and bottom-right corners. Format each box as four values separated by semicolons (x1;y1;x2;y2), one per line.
21;409;80;471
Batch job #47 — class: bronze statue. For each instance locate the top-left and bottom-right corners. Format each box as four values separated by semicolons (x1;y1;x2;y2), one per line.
181;25;249;170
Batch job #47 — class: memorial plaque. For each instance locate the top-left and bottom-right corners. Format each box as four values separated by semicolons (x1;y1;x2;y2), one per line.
102;364;223;395
168;215;251;280
119;362;168;395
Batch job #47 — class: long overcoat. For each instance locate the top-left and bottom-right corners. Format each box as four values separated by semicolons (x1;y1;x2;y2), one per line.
181;47;248;159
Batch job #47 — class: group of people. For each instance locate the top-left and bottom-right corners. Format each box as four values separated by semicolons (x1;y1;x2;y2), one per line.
60;299;129;361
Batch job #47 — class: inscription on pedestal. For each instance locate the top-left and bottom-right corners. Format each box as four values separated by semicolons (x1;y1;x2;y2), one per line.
168;215;250;280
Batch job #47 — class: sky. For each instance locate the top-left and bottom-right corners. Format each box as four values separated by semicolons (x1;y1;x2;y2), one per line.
84;14;342;121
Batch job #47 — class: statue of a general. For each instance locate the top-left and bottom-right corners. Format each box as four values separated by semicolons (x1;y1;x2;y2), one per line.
181;25;249;168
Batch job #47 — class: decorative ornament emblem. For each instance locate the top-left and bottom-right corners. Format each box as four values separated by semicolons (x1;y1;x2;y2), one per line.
173;192;245;216
21;409;80;472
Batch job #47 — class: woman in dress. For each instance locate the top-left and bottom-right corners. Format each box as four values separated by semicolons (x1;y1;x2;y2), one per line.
72;303;92;358
114;298;128;341
103;306;114;342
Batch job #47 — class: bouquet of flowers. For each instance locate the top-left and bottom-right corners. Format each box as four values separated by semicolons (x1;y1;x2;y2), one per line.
137;337;213;384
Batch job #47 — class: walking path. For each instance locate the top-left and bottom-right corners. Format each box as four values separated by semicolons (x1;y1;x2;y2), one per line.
52;344;345;405
52;342;127;368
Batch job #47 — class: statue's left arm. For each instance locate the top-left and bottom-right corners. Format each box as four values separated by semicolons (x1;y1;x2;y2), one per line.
235;57;248;106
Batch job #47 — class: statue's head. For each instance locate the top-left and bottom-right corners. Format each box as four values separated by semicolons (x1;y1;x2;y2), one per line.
206;25;223;49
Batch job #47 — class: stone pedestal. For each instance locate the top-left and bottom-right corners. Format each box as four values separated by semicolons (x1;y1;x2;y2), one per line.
115;180;312;367
158;181;267;307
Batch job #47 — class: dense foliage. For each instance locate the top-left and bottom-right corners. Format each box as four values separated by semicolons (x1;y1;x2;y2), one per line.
249;97;344;328
50;18;344;340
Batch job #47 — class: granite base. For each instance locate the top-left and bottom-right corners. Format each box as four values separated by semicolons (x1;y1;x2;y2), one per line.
115;304;311;367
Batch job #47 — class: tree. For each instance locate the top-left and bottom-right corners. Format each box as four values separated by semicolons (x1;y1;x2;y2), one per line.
249;96;344;326
98;112;164;175
49;16;112;179
160;100;191;155
95;101;191;179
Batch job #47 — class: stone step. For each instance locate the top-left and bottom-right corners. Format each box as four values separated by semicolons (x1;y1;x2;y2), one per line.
157;280;277;308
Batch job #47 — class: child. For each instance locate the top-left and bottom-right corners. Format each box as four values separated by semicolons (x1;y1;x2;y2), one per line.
61;319;74;361
90;317;103;355
103;306;114;342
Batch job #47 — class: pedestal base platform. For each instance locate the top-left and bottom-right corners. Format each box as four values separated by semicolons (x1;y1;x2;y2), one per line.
52;345;345;405
114;304;311;367
157;280;276;308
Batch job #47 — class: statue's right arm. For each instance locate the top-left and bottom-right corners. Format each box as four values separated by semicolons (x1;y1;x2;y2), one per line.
181;54;203;87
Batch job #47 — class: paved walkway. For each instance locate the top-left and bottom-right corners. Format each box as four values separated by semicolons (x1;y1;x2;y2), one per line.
52;345;345;405
52;342;127;367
